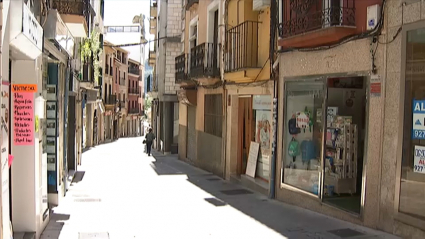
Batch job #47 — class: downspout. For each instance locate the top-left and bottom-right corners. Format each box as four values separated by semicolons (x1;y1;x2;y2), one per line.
63;59;70;196
269;0;278;199
223;0;230;178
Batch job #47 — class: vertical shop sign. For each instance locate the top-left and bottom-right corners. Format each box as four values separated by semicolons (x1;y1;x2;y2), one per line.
412;100;425;139
12;84;37;145
370;74;381;97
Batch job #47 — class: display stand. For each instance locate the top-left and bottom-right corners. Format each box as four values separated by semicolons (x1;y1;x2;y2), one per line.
325;117;358;195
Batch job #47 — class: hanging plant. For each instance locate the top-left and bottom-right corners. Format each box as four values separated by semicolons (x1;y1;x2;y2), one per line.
79;29;103;85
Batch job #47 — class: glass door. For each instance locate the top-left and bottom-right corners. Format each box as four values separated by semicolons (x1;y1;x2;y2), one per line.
282;79;327;198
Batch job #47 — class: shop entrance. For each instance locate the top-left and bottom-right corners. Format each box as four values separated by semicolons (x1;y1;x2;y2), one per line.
237;96;253;176
282;76;367;215
323;76;366;214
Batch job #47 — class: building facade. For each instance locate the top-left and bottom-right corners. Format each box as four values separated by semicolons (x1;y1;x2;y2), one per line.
114;48;129;137
103;41;117;141
128;58;142;136
149;0;181;154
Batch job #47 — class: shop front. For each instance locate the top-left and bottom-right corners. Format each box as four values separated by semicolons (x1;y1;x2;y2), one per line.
225;82;273;194
280;76;367;215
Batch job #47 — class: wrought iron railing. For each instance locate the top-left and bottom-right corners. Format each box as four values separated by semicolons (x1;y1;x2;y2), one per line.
279;0;356;38
105;95;117;105
175;53;187;83
224;21;259;73
129;67;139;75
129;108;140;114
128;87;140;94
120;77;125;86
52;0;92;29
189;43;220;78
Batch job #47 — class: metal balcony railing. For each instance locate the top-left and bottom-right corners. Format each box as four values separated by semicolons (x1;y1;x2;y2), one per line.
279;0;355;38
224;21;259;73
105;95;117;105
189;43;220;78
129;108;140;114
52;0;92;29
128;87;140;94
120;77;125;86
175;53;187;83
128;67;139;75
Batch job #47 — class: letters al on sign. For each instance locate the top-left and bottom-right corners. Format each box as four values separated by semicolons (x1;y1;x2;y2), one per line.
412;100;425;139
414;145;425;174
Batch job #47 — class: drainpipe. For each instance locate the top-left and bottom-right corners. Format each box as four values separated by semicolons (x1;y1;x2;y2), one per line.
63;59;70;195
269;0;278;199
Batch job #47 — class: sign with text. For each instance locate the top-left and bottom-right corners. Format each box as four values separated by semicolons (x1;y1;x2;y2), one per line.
245;142;260;178
412;100;425;139
13;92;34;145
414;145;425;174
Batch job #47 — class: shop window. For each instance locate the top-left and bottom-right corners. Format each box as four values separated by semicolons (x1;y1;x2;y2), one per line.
204;94;222;137
400;27;425;219
253;95;272;182
282;82;325;194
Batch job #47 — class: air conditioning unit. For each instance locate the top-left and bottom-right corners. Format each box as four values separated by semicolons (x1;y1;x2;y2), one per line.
367;4;381;30
253;0;270;11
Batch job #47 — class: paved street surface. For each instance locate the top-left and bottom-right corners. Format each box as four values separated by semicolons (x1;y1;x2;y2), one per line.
41;137;399;239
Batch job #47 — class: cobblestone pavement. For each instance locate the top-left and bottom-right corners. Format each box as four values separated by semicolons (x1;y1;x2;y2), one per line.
40;137;399;239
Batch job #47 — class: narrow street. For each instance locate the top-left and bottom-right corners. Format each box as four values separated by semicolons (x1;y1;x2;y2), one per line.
40;137;398;239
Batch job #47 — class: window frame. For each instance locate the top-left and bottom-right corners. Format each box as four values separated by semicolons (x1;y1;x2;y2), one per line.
394;19;425;230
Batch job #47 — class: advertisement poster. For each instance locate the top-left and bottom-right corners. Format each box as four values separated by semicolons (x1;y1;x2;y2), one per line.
13;92;34;145
413;100;425;139
1;79;11;238
255;110;271;180
414;145;425;174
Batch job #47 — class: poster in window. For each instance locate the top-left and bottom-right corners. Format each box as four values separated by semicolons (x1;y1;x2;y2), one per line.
255;110;271;180
46;119;56;136
46;137;55;154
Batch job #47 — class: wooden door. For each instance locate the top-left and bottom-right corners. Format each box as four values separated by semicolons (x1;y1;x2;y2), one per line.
237;97;253;176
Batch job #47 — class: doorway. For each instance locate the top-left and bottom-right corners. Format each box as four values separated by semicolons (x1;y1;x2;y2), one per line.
322;76;367;214
237;96;254;176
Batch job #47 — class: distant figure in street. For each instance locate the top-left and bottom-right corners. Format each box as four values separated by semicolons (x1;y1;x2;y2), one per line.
145;128;155;156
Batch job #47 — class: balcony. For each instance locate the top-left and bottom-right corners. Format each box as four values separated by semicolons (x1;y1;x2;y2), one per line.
278;0;356;49
224;21;259;73
189;43;220;79
128;108;140;114
120;77;125;86
129;67;139;75
104;94;117;106
150;18;157;35
128;87;140;95
119;101;126;110
175;53;187;83
52;0;93;37
148;51;156;66
186;0;199;10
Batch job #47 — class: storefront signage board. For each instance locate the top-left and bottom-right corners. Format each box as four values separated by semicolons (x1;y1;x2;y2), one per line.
246;142;260;178
12;84;36;145
414;145;425;174
412;100;425;139
370;74;381;97
253;95;272;110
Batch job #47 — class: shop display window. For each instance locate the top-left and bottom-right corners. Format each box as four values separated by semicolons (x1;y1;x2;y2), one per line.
282;82;324;194
400;27;425;219
253;95;272;181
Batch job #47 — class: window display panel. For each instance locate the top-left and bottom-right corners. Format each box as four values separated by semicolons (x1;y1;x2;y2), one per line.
283;82;324;194
400;28;425;219
253;95;272;181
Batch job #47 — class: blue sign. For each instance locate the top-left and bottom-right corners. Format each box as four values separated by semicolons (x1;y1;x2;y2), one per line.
412;100;425;139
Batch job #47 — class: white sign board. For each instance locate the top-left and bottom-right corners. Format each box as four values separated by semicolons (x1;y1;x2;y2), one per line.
414;145;425;174
413;100;425;139
245;142;260;178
